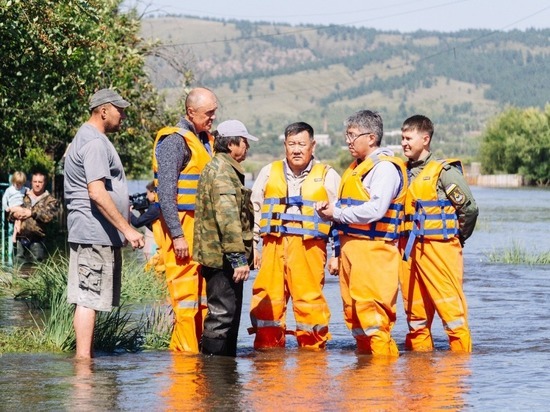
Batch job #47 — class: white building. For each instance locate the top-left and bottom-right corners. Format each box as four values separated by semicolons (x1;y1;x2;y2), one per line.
278;133;331;146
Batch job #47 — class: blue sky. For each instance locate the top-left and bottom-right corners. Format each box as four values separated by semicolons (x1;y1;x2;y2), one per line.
125;0;550;32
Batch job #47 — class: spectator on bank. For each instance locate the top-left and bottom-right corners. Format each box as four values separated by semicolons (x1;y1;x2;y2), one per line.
10;172;59;265
2;171;28;260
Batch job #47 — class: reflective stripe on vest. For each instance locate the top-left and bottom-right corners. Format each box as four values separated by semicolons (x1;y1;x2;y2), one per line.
402;159;460;260
260;160;331;240
152;126;213;211
337;153;406;241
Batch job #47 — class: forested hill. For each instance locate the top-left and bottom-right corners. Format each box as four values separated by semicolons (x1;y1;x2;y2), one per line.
141;16;550;157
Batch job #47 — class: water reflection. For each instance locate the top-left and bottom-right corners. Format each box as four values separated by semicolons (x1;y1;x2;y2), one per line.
397;352;471;411
244;350;334;410
70;359;119;411
162;353;243;411
334;355;403;409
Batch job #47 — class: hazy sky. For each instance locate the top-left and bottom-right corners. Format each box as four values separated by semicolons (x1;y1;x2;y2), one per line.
126;0;550;32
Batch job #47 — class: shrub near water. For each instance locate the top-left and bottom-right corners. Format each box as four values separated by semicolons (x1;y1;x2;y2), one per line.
487;242;550;264
0;253;171;354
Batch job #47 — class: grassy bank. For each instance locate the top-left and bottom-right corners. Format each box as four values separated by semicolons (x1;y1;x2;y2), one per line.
0;252;172;354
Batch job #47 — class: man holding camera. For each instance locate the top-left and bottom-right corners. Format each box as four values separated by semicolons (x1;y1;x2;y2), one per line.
130;182;161;263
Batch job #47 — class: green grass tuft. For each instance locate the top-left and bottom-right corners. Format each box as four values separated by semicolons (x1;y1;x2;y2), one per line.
139;304;173;350
487;242;550;264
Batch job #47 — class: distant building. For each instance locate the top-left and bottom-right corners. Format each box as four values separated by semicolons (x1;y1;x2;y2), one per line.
315;134;331;146
278;133;331;146
385;130;403;154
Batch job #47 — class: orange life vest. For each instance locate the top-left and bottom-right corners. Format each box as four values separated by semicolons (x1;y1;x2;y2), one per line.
152;126;213;211
260;160;332;240
337;153;406;241
403;159;461;239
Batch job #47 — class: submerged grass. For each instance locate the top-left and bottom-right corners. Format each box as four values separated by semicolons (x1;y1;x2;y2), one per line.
94;304;144;353
0;326;58;353
487;242;550;264
0;252;172;354
140;304;173;350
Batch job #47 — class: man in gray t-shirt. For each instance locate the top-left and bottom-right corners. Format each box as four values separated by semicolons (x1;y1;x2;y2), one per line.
64;123;129;247
64;88;144;359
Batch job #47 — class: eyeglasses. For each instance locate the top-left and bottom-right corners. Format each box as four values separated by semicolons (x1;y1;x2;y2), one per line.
344;132;370;144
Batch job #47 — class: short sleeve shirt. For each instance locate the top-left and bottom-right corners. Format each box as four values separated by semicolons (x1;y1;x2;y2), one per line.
64;123;128;246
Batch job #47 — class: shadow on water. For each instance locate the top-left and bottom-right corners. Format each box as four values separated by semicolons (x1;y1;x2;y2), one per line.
1;187;550;410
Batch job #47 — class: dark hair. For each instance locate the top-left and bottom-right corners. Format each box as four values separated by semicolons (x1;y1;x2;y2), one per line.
345;110;383;146
31;170;48;181
212;130;243;153
146;181;155;192
284;122;314;140
401;114;434;139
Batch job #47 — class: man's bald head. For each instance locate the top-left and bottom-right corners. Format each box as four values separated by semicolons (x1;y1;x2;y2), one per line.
185;88;218;133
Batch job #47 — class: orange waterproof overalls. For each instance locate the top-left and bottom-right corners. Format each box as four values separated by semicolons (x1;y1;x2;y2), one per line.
399;159;471;352
152;126;212;352
250;161;332;349
337;154;406;356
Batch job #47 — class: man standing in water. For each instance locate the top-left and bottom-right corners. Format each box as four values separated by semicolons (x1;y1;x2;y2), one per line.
64;88;144;359
194;120;258;356
249;121;340;350
399;114;478;351
152;87;218;352
317;109;406;357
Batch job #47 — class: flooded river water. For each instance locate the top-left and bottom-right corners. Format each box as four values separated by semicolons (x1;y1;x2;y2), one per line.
1;186;549;411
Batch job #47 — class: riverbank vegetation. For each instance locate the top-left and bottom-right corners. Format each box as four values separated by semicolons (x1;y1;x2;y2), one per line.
480;106;550;186
0;0;184;180
0;254;172;354
486;242;550;265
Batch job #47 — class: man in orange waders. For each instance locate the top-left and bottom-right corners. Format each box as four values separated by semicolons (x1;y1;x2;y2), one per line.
152;87;218;352
317;110;407;357
399;115;478;352
249;122;341;349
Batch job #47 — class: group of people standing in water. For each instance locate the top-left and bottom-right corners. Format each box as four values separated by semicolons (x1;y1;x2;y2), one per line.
64;86;478;359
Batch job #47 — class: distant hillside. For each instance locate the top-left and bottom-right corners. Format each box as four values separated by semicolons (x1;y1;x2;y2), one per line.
140;16;550;159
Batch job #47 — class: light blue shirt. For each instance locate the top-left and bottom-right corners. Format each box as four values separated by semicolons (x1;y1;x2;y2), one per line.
333;147;401;224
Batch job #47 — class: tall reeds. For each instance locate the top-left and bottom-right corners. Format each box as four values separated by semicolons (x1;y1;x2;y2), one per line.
0;252;172;354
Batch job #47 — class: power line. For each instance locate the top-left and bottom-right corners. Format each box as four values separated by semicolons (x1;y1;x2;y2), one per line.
151;0;472;47
148;4;550;104
143;0;436;23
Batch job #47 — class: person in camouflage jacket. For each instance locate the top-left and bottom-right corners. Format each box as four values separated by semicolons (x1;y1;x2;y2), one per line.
193;120;258;356
11;172;59;263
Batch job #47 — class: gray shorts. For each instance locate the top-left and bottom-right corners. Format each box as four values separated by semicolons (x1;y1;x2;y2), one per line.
67;243;122;312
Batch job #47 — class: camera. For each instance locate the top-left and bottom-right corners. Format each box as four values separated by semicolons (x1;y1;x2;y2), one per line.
129;192;149;211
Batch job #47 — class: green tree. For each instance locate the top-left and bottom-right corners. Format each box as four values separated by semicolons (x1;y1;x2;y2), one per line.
480;106;550;186
0;0;177;179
